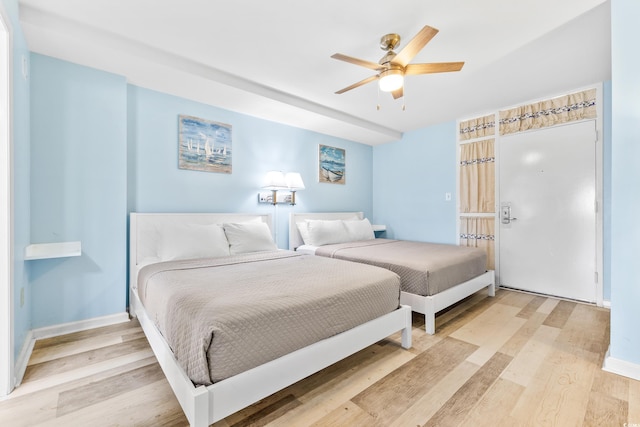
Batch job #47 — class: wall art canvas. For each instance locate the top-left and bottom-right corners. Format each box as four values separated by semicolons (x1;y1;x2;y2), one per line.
178;115;232;174
318;144;345;185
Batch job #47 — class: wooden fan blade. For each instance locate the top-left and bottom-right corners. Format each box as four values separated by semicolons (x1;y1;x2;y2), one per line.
391;86;404;99
392;25;439;67
331;53;382;71
405;62;465;75
335;75;379;94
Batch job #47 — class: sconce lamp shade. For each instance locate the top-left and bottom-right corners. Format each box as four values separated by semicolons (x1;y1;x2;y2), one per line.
262;171;288;190
285;172;305;191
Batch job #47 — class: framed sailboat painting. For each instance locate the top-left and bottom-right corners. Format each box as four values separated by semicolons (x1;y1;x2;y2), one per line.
318;144;345;185
178;115;232;174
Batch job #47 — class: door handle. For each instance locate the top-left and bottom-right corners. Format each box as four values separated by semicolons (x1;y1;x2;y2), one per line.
501;205;517;224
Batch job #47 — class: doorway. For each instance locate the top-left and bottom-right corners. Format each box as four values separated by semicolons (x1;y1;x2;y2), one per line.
0;5;12;396
498;121;598;302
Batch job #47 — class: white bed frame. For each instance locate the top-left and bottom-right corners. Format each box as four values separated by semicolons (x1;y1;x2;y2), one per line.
289;212;495;335
129;212;412;427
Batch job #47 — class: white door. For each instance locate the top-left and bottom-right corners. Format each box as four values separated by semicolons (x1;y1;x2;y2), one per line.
499;120;597;302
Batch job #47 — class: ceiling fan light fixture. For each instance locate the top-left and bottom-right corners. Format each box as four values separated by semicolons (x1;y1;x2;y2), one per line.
378;68;404;92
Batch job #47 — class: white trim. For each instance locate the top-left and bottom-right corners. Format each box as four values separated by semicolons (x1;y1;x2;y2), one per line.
12;329;33;389
0;3;14;397
602;346;640;381
458;212;495;218
594;82;605;307
602;300;611;309
31;312;130;340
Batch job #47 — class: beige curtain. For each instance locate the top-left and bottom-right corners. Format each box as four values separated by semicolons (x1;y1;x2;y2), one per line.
459;139;495;213
460;217;495;270
459;114;496;140
499;88;596;135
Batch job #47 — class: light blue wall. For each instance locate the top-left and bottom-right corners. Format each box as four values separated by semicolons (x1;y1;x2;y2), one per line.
128;86;373;249
29;54;128;328
2;0;31;361
609;0;640;365
372;121;457;244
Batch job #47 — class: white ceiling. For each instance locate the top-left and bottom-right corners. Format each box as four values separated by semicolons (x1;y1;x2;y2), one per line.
19;0;611;145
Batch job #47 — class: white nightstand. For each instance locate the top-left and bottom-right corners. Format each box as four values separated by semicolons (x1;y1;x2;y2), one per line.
372;225;386;232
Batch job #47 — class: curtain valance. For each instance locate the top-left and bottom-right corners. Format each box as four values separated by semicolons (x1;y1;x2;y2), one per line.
499;88;596;135
459;114;495;140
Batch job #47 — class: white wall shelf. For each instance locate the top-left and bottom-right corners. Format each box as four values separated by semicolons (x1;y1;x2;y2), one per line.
372;225;386;232
24;241;81;260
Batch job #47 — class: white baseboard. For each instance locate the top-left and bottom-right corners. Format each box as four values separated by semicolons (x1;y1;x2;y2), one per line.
602;346;640;381
31;312;130;340
602;299;611;308
13;312;130;388
13;329;35;388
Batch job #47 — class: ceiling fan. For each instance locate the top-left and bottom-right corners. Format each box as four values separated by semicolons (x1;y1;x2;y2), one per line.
331;25;464;99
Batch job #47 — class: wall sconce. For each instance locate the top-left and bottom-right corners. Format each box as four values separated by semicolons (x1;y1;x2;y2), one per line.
258;171;305;205
260;171;288;205
285;172;305;206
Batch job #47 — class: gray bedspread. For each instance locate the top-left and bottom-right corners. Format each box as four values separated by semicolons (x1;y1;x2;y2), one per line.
137;251;400;385
315;239;487;296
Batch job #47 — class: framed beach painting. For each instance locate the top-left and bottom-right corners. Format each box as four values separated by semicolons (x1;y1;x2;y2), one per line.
318;144;345;185
178;114;232;174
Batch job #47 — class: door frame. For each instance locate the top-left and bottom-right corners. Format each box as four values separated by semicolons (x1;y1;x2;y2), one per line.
457;83;604;306
0;3;14;396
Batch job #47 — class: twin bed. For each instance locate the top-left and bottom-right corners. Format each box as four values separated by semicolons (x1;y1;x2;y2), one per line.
129;212;412;427
289;212;495;334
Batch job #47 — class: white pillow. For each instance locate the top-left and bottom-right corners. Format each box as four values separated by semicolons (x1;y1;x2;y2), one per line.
158;223;230;261
344;218;375;241
305;219;351;246
223;222;278;254
296;221;312;245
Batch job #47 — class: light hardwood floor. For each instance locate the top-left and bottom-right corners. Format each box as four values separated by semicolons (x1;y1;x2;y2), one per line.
1;288;638;426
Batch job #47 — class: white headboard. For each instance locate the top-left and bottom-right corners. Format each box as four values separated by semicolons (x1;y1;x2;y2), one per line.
129;212;272;289
288;212;364;250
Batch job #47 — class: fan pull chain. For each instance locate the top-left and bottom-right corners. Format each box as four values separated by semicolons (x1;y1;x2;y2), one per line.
376;85;381;110
402;83;407;111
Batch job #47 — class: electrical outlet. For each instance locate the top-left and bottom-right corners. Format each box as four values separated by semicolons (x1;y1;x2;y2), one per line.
21;55;28;80
258;192;272;203
445;192;452;201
